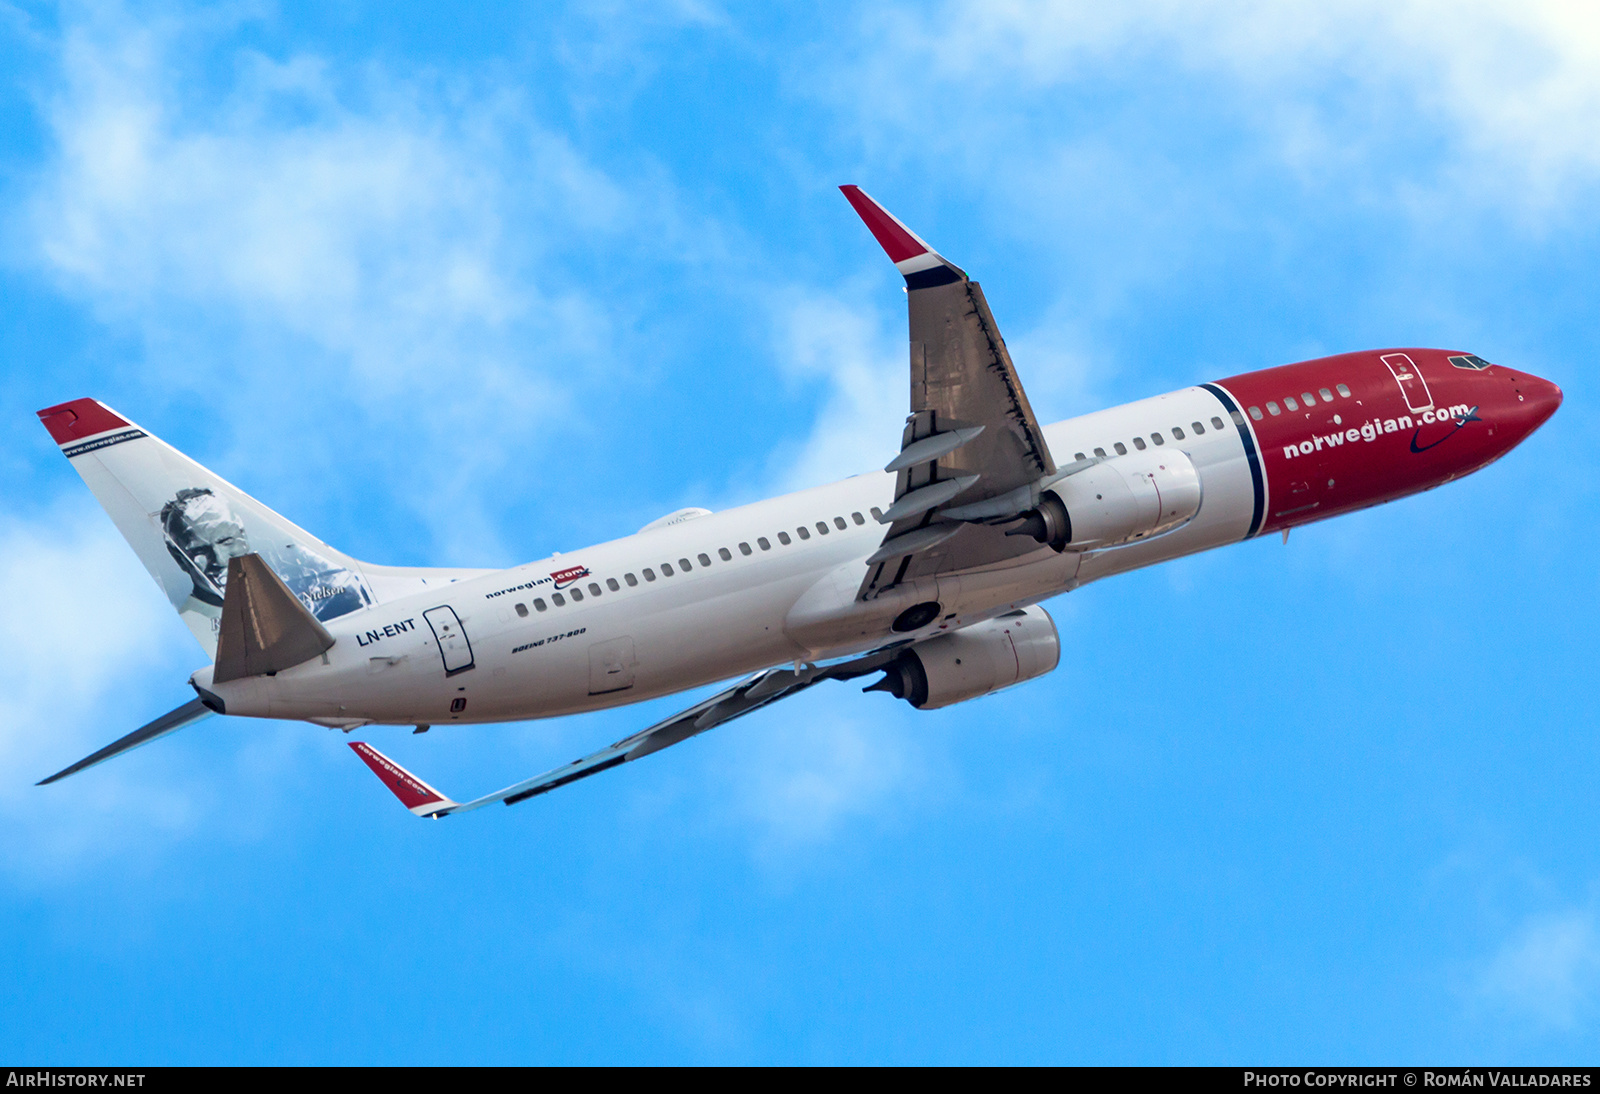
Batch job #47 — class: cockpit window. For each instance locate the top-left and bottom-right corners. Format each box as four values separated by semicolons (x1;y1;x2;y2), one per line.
1448;354;1493;370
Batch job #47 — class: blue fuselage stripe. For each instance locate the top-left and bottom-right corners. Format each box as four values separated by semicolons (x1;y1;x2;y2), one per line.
1201;382;1265;538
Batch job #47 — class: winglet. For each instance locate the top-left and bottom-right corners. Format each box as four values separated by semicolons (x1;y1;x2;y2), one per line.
349;742;458;818
839;185;965;287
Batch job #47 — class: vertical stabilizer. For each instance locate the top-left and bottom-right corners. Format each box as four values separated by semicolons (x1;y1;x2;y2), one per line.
38;398;377;658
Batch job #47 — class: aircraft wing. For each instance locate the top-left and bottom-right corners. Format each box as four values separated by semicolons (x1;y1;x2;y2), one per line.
350;650;900;817
840;185;1076;597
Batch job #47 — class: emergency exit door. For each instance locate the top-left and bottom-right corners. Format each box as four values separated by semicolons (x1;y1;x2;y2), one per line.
423;605;475;676
588;637;636;695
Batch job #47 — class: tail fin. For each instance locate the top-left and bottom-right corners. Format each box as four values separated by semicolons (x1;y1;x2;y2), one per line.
39;398;379;658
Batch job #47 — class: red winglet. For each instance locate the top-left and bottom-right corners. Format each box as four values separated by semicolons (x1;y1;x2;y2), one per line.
839;185;929;264
350;742;453;815
37;398;131;444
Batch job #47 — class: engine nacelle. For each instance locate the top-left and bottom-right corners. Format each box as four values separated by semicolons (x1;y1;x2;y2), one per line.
1010;449;1202;552
868;605;1060;710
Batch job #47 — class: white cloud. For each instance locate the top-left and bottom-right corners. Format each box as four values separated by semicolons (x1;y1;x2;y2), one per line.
0;503;203;877
717;687;929;854
768;290;906;491
840;0;1600;209
1479;904;1600;1029
18;4;641;563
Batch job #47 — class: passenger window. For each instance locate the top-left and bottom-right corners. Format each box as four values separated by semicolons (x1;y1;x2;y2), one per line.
1230;410;1245;425
796;526;811;540
778;532;791;545
718;547;732;561
834;517;847;530
625;573;638;587
643;567;656;581
552;592;566;606
660;563;674;576
815;522;828;536
534;597;548;611
1319;388;1333;401
679;557;693;571
739;542;752;555
1094;447;1107;457
1172;426;1185;440
1113;442;1127;455
1152;432;1165;445
514;602;529;618
1213;416;1226;429
852;512;865;525
1132;437;1147;450
869;507;883;521
758;537;771;550
1191;421;1204;435
697;553;711;567
1248;407;1263;421
1337;383;1351;397
1284;396;1299;411
588;583;601;597
1267;402;1281;416
1301;392;1316;406
1074;452;1086;461
570;588;584;601
606;578;620;592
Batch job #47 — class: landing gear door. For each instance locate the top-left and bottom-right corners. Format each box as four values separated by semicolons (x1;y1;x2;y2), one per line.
1382;353;1434;413
423;605;475;676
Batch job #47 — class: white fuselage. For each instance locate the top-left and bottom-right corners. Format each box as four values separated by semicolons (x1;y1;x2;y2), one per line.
197;385;1259;727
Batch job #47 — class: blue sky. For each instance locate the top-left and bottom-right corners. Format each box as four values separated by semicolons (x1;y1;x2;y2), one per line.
2;0;1598;1064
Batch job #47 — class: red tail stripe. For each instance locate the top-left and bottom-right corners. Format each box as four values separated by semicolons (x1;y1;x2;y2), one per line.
37;398;130;444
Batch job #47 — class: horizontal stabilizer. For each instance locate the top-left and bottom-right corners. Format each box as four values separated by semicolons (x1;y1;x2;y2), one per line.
37;698;213;786
213;553;335;684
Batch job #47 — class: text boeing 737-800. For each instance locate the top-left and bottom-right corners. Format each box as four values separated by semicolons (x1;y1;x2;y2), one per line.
34;186;1562;817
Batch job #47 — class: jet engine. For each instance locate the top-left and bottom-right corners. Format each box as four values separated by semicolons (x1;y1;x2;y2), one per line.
867;605;1060;710
1009;449;1202;552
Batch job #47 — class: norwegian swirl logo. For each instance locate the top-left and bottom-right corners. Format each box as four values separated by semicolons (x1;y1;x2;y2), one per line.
551;565;591;590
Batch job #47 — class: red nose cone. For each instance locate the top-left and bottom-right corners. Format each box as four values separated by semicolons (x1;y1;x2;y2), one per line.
1528;374;1563;427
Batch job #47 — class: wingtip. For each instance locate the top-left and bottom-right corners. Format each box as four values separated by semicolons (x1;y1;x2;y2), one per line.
837;185;965;286
838;184;931;265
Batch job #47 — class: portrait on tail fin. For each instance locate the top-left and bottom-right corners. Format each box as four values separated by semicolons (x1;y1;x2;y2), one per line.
161;487;248;611
159;485;372;623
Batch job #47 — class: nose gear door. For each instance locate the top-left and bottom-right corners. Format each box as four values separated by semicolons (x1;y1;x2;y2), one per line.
423;605;475;676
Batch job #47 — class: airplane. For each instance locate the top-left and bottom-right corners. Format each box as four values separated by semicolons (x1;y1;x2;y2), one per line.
33;185;1563;818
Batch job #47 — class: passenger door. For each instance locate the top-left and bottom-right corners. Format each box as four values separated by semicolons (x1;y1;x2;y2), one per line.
1382;353;1434;413
423;605;475;677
